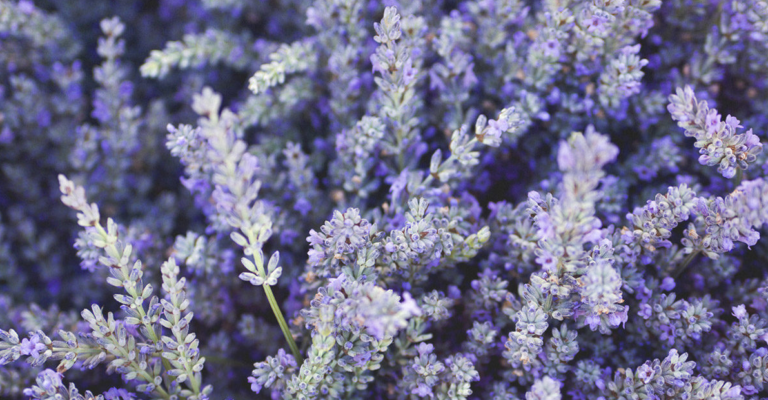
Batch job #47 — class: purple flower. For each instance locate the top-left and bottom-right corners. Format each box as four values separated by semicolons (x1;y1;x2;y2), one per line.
293;197;312;216
389;168;409;203
402;58;417;86
535;250;557;271
725;115;742;130
448;285;461;299
585;314;600;331
353;351;372;367
400;292;421;317
586;12;610;34
535;212;555;241
416;342;434;356
595;378;605;391
36;369;63;393
732;304;747;319
660;277;676;291
248;376;263;393
542;38;561;59
19;335;46;358
705;109;721;136
637;363;655;383
608;306;629;329
104;388;136;400
638;303;653;319
414;383;432;397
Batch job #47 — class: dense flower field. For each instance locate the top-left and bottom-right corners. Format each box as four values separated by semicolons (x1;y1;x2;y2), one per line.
1;0;768;399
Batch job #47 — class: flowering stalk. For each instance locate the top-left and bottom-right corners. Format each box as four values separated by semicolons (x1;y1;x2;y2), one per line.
170;87;303;365
668;85;762;179
233;232;302;364
371;7;423;171
57;175;215;399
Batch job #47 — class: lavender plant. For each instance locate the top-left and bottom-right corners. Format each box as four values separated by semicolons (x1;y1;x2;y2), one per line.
2;0;768;399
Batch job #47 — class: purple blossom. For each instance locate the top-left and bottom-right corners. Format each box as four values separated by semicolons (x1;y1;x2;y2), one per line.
19;335;46;358
414;383;432;397
542;38;561;59
732;304;747;319
637;363;655;384
660;277;676;291
586;11;611;34
639;303;653;319
7;2;768;399
389;168;409;203
416;343;434;357
535;250;557;271
104;388;136;400
293;197;312;216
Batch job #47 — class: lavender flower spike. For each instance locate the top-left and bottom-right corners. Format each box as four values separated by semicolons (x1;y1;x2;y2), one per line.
668;85;762;178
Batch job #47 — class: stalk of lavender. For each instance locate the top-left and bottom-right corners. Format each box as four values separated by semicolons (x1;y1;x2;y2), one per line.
504;127;622;375
167;87;302;365
57;175;212;399
58;175;171;398
668;85;762;179
370;7;423;172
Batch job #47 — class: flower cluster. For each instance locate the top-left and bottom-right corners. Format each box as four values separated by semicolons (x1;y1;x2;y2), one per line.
668;85;763;179
2;0;768;399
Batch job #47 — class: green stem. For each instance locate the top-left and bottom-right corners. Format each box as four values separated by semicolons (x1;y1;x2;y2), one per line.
263;284;303;366
671;250;700;278
735;167;743;187
96;224;108;237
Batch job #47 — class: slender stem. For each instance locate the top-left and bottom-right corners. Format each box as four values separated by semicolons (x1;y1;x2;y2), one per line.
452;95;463;130
735;167;743;187
671;250;700;278
242;232;302;365
396;127;406;172
263;284;303;366
96;224;108;238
